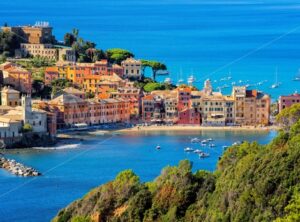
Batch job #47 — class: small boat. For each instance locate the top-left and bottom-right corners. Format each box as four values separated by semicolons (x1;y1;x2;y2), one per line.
232;141;241;146
188;75;196;85
199;152;210;158
209;143;216;147
156;70;169;75
184;147;194;152
293;69;300;81
271;67;280;89
156;145;161;150
222;145;229;149
201;139;208;143
191;138;200;143
207;138;213;142
164;77;172;84
194;149;203;154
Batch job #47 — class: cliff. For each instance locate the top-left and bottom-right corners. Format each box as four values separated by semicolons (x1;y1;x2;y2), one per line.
53;121;300;222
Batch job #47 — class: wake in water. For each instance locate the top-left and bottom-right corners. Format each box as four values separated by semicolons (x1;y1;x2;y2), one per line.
33;143;81;150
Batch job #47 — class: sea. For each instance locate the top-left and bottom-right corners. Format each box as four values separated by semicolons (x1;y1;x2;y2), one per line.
0;0;298;221
0;130;276;222
1;0;300;99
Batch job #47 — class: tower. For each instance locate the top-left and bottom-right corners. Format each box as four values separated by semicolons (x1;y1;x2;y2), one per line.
203;79;212;96
21;95;32;123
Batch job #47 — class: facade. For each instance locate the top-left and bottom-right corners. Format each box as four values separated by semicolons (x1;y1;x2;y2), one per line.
121;58;142;79
36;93;130;129
0;62;32;94
278;93;300;113
19;43;57;60
1;23;54;44
1;86;20;107
0;117;22;146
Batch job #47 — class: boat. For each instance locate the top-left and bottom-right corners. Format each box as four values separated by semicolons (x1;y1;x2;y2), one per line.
271;67;280;89
188;75;195;85
293;69;300;81
232;141;241;146
209;143;216;147
184;147;194;152
156;70;169;75
164;77;172;84
199;152;210;158
201;139;208;143
156;145;161;150
191;138;200;143
222;145;229;149
207;138;213;142
193;149;203;154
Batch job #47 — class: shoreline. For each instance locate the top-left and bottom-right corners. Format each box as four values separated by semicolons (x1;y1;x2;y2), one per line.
116;125;279;133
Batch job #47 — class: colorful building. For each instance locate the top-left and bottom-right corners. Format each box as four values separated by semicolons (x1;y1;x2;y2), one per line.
278;92;300;113
0;62;32;94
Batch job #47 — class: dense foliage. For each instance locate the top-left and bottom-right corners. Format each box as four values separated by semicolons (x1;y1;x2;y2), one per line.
0;30;21;57
106;48;134;64
53;105;300;222
141;60;167;80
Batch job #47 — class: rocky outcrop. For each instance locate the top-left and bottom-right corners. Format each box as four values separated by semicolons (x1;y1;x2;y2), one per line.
0;157;41;176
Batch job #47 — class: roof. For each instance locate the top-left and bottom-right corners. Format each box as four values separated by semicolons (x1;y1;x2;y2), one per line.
1;86;20;94
0;116;21;123
62;87;85;95
50;93;85;104
45;67;58;72
4;66;30;74
121;57;141;65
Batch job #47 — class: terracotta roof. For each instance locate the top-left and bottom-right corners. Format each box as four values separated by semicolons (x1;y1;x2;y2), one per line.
50;93;85;104
62;87;84;94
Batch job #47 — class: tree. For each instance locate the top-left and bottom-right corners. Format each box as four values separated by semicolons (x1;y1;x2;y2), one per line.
276;104;300;131
0;30;21;56
22;123;33;133
64;33;76;47
32;79;44;94
106;48;134;64
141;60;167;81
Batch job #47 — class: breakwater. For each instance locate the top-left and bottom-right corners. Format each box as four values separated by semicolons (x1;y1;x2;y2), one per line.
0;157;41;177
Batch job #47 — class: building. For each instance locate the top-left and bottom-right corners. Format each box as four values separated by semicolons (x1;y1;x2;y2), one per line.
0;62;32;94
278;92;300;112
0;117;22;147
1;86;20;107
1;22;54;44
121;58;142;79
232;86;270;126
19;43;57;60
17;44;76;61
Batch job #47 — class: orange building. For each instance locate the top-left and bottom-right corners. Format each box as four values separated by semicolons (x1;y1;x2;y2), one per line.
0;62;32;94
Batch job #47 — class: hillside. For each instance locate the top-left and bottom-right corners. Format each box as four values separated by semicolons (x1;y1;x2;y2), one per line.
53;111;300;222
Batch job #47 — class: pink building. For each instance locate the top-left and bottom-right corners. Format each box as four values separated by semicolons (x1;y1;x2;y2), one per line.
278;93;300;112
178;108;201;125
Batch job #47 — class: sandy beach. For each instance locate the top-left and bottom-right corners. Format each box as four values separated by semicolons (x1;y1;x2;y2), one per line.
117;125;279;133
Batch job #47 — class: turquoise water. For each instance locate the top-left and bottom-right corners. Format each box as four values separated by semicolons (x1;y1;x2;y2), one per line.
1;1;300;98
0;130;276;221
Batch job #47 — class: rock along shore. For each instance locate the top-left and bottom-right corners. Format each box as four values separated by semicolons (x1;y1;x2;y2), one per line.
0;157;41;177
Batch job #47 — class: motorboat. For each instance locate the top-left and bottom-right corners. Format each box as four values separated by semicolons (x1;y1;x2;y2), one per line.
193;149;203;154
164;77;172;84
207;138;214;142
191;138;200;143
184;147;194;152
222;145;229;149
199;152;210;158
156;145;161;150
209;143;216;147
232;141;241;146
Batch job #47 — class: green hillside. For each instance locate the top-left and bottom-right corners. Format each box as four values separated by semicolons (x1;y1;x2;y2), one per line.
53;105;300;222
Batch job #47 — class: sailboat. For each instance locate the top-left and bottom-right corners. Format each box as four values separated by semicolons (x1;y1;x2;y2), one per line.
293;69;300;81
177;68;184;85
271;67;280;89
